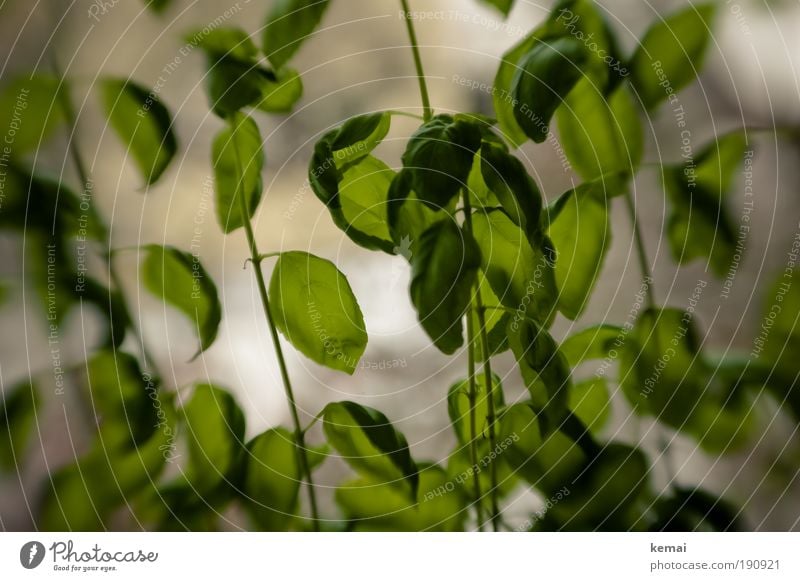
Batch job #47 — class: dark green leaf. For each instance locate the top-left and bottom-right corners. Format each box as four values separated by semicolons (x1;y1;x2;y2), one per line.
401;114;481;209
409;221;481;354
263;0;331;69
211;112;264;233
664;132;747;276
187;27;259;60
144;0;171;13
512;36;587;143
269;251;368;373
0;75;63;155
322;401;418;497
651;487;743;531
630;4;716;110
99;78;177;185
547;181;612;319
0;382;39;471
140;245;222;357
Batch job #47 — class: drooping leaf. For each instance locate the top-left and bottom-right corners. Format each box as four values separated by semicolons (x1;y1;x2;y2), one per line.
630;4;716;110
547;181;612;319
263;0;331;70
409;221;481;354
663;131;747;277
182;383;246;494
401;114;481;209
557;82;642;182
512;36;587;143
269;251;368;373
472;211;558;328
0;75;64;155
140;245;222;357
479;141;543;245
447;373;504;446
560;324;622;367
322;401;418;497
0;382;39;471
99;78;177;185
211;112;264;233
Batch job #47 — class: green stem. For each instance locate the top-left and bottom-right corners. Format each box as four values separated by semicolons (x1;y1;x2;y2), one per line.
464;308;485;531
399;0;433;122
229;121;321;530
461;191;500;531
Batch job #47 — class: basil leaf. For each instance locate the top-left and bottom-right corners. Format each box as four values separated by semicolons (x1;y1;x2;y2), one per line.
256;67;303;113
0;382;39;471
569;377;610;434
560;324;622;367
263;0;331;70
99;78;177;185
447;373;504;445
0;75;63;154
269;251;368;374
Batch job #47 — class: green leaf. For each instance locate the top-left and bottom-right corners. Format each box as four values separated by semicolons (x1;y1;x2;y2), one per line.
144;0;171;13
269;251;368;373
182;384;246;494
664;132;747;277
512;36;587;143
507;318;571;421
0;75;63;155
0;382;39;471
547;181;612;319
447;373;504;445
410;221;481;354
560;324;622;367
334;155;396;245
187;26;259;60
336;465;465;531
99;78;177;185
256;67;303;113
469;277;510;357
211;112;264;233
477;0;514;17
243;428;307;530
263;0;331;70
569;377;610;434
479;141;543;245
322;401;418;497
630;4;716;110
401;114;481;209
387;169;449;253
140;245;222;358
472;211;558;328
556;82;642;181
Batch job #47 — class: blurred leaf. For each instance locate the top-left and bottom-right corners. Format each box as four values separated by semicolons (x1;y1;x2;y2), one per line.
0;382;39;471
568;377;610;434
322;401;417;497
401;114;481;209
472;211;558;328
630;4;716;110
188;26;259;60
469;277;510;357
410;221;481;354
512;36;587;144
0;74;63;155
508;319;571;422
480;141;543;245
256;67;303;113
664;131;747;277
336;465;465;531
211;112;264;233
144;0;171;13
269;251;367;373
651;487;743;531
140;245;222;358
548;181;612;319
263;0;331;69
477;0;514;17
447;373;504;445
557;83;642;182
560;324;622;367
99;78;177;185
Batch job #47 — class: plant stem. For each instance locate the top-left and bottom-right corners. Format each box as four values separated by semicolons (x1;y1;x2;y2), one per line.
461;191;501;531
464;309;485;531
53;58;159;374
229;122;321;530
399;0;433;122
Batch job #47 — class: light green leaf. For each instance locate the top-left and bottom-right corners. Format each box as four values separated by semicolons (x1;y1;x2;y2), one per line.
569;377;611;434
338;155;395;244
630;4;716;110
269;251;367;373
410;220;481;354
560;324;622;367
263;0;331;70
99;78;177;185
0;75;63;154
256;67;303;113
447;373;504;445
140;245;222;357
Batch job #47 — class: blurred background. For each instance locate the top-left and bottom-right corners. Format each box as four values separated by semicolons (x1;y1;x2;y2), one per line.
1;0;799;530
